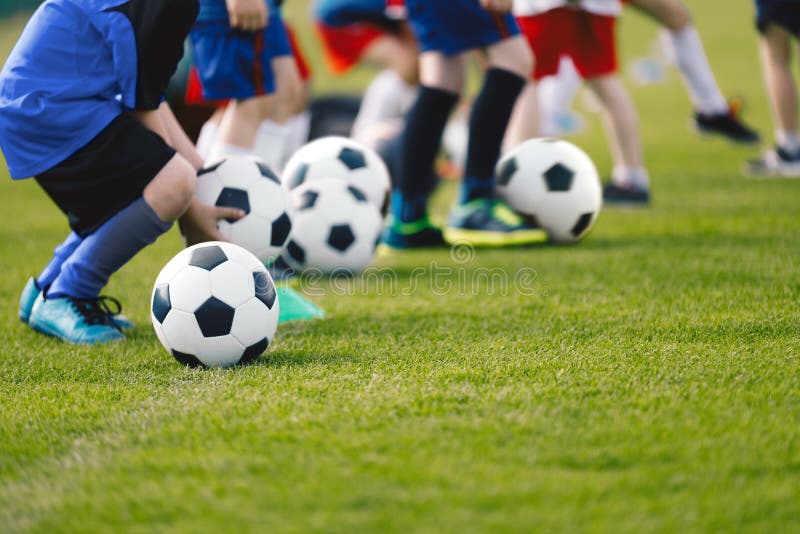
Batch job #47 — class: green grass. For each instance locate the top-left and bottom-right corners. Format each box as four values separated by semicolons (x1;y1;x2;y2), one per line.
1;1;800;531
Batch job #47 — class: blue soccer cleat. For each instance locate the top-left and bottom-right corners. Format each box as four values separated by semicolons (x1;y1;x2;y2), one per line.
28;294;125;344
381;216;447;250
444;198;548;247
19;277;134;329
18;277;40;323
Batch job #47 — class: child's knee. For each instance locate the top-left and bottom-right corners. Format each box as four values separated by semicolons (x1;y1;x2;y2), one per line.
171;157;197;209
489;37;534;80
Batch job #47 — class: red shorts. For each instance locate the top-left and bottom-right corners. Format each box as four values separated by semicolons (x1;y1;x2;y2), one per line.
315;22;386;74
517;8;617;81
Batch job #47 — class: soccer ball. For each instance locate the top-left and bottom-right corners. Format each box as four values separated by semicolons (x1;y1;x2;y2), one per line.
283;179;383;274
195;156;293;264
151;242;280;368
495;138;602;243
281;136;391;212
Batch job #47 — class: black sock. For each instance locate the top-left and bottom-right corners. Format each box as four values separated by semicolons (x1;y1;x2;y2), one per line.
461;68;526;203
392;85;459;222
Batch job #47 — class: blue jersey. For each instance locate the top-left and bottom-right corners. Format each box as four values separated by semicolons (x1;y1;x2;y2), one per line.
0;0;141;180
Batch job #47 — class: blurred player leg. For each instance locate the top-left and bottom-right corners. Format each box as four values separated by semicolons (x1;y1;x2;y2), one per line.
748;16;800;178
628;0;760;144
587;76;650;200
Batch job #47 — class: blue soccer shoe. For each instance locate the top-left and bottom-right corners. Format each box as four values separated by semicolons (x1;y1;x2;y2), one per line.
19;277;134;329
28;294;125;345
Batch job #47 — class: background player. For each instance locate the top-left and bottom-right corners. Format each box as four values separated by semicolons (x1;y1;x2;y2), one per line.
190;0;302;162
747;0;800;177
0;0;241;344
384;0;547;249
508;0;651;204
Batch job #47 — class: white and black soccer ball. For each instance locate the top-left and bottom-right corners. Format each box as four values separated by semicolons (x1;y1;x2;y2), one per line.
496;138;602;243
196;156;293;264
281;136;390;212
151;242;280;368
283;179;383;274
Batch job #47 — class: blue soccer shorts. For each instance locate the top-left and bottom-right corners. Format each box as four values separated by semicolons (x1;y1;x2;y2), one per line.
403;0;520;56
189;14;292;100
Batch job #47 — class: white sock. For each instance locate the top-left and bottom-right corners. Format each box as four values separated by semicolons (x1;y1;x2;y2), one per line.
613;165;650;189
539;57;582;136
196;120;219;161
253;120;291;171
776;130;800;153
669;26;728;115
351;69;417;141
283;111;311;168
206;143;252;164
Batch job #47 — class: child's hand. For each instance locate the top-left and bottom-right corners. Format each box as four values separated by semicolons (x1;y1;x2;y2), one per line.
226;0;268;31
480;0;512;13
180;198;246;246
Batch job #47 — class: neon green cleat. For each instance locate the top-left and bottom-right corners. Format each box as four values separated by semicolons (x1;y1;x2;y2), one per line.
444;198;548;247
380;215;447;250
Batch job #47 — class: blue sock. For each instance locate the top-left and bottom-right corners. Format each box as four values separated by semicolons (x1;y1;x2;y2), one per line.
459;177;495;204
36;232;83;290
390;190;429;224
461;68;526;204
48;198;172;299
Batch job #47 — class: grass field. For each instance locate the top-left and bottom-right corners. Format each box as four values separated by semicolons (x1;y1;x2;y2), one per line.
1;1;799;532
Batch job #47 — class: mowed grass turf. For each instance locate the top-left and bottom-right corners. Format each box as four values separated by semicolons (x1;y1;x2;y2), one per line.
1;1;799;531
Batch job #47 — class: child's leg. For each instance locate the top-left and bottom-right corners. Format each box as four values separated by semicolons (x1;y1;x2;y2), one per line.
586;75;649;189
460;36;532;203
362;34;419;85
629;0;727;115
48;155;195;299
35;232;83;290
760;24;798;151
505;82;539;151
391;51;463;223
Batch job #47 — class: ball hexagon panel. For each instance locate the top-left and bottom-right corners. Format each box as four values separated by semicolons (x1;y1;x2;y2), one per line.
218;242;264;272
328;224;356;252
192;335;246;368
195;171;225;214
194;296;236;337
543;163;575;192
189;245;228;271
169;266;213;313
160;308;205;357
210;260;254;308
230;298;276;348
225;214;271;261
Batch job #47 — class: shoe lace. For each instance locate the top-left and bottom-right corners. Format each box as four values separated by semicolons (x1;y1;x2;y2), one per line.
69;296;123;330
